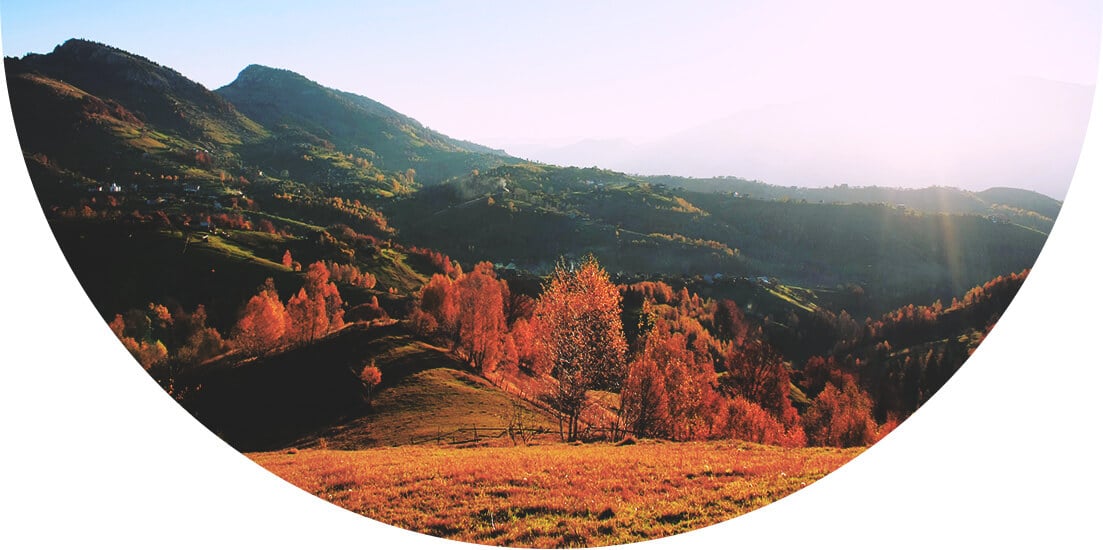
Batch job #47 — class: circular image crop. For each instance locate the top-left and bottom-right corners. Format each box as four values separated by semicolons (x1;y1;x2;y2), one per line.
3;2;1099;548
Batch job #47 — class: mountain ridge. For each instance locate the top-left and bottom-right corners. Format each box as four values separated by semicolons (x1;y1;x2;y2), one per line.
12;38;268;146
216;63;514;184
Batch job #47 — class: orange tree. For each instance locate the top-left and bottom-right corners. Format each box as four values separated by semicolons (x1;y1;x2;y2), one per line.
231;278;290;355
532;256;627;440
360;361;382;408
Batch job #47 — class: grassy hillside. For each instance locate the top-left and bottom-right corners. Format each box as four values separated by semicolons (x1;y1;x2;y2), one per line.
251;442;863;547
179;322;557;451
301;366;559;449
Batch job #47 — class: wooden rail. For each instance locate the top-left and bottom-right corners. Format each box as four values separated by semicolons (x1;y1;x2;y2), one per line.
406;423;637;446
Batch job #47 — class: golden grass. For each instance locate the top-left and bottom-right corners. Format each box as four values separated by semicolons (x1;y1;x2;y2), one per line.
297;363;559;449
251;441;862;547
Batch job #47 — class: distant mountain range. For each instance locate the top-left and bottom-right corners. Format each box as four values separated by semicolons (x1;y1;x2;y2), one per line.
506;76;1093;201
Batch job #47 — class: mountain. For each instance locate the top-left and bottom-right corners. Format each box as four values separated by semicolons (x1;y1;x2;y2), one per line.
10;39;267;147
216;64;515;184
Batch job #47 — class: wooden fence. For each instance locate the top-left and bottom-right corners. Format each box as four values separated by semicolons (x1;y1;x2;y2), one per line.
407;426;550;446
406;423;637;446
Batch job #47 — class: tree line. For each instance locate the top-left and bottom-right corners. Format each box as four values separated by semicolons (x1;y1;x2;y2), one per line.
409;256;897;447
108;249;1021;449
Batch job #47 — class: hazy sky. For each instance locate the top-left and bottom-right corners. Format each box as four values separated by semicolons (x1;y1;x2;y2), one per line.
2;1;1101;195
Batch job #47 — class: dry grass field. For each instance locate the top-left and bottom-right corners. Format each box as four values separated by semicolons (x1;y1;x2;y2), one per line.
251;440;863;547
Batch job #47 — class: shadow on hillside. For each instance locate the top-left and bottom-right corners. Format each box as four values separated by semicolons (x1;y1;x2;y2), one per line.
178;321;466;451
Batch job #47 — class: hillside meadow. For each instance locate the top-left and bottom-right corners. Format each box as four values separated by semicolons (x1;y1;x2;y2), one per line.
251;441;862;548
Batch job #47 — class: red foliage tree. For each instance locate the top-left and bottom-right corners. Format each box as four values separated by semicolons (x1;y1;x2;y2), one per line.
722;333;797;422
620;343;672;438
803;380;877;447
286;262;344;345
417;273;460;342
454;262;508;373
622;317;722;441
231;278;290;355
712;299;749;345
532;256;628;441
360;361;382;408
509;317;544;374
720;396;806;447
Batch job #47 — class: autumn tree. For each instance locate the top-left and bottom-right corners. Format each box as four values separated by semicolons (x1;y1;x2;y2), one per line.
286;261;344;345
532;256;628;441
803;380;877;447
360;361;382;408
417;273;460;342
712;299;749;345
506;292;536;326
620;343;672;438
722;333;797;421
282;249;293;268
720;395;805;447
231;278;290;355
621;317;722;441
454;262;508;373
509;317;543;374
801;355;856;399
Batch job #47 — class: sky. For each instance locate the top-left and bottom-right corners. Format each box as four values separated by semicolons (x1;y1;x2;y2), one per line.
2;1;1101;196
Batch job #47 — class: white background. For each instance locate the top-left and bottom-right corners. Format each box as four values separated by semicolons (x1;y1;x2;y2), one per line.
1;29;1101;550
